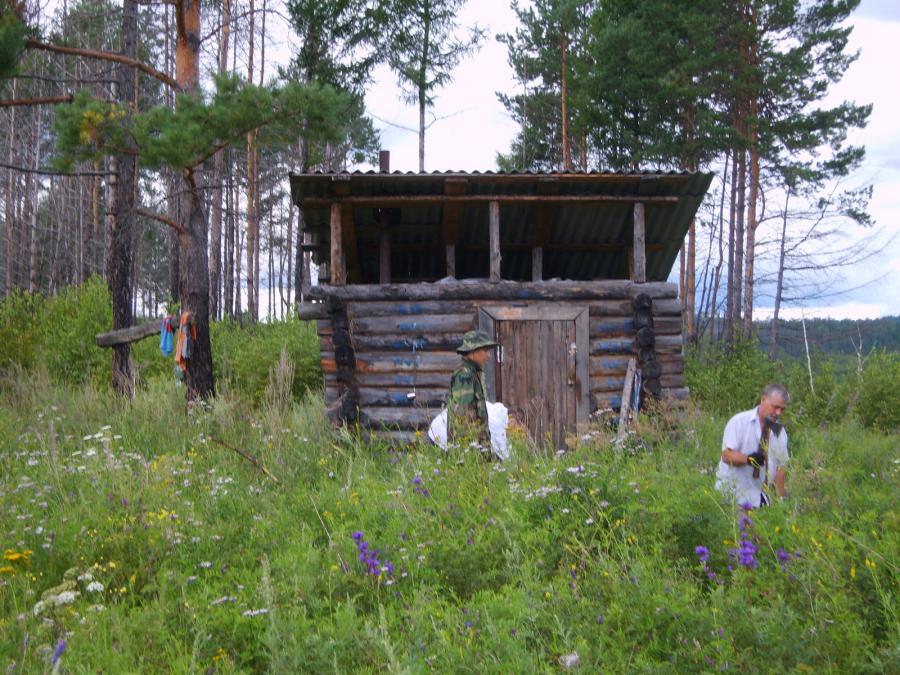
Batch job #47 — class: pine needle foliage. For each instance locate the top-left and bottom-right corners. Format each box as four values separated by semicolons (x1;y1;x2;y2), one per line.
52;74;350;171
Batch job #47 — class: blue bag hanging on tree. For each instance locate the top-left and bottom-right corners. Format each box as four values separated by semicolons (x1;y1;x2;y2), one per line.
159;317;174;357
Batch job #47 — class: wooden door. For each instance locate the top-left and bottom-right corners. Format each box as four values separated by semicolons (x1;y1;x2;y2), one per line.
479;306;589;450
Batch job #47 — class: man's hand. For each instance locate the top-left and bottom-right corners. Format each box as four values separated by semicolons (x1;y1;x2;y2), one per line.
747;451;766;469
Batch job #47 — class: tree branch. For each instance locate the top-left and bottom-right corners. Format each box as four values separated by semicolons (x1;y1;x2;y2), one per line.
25;39;178;90
0;94;74;107
135;207;187;236
0;160;114;177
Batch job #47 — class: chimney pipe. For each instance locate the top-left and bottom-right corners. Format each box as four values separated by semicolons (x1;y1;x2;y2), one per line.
379;150;390;173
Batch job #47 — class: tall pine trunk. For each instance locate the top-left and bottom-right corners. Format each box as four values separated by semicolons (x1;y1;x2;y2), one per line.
246;0;259;320
108;0;138;397
209;0;230;320
176;0;215;400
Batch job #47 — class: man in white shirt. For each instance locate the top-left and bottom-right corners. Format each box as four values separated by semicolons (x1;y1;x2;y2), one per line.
715;384;790;509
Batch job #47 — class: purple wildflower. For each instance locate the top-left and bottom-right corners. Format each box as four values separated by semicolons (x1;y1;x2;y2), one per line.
351;531;394;579
412;476;422;485
738;537;757;569
596;614;603;625
776;548;790;565
694;546;710;563
351;531;364;541
738;512;753;533
51;639;66;666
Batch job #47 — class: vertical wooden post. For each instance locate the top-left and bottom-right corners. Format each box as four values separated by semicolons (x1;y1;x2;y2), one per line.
330;202;345;285
378;209;390;284
489;200;501;282
632;202;646;283
532;247;543;281
445;244;456;278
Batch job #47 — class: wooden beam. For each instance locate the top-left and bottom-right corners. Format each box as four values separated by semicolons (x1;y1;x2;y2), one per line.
95;320;162;348
330;203;345;285
632;202;646;283
308;280;679;302
301;194;679;207
342;203;359;283
378;208;391;284
532;247;543;281
489;200;501;282
445;244;456;278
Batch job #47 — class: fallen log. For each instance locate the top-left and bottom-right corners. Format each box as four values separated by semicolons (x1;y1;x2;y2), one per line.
95;319;162;348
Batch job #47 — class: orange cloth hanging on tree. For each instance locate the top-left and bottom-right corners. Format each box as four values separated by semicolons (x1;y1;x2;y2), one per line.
175;312;198;372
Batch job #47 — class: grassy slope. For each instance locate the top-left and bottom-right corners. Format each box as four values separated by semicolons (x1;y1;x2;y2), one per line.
0;371;897;673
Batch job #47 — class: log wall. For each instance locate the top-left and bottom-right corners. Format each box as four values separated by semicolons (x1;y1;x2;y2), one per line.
307;281;687;443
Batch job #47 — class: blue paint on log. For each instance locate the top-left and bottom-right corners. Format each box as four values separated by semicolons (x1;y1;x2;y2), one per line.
391;356;421;367
397;303;425;315
391;338;428;350
592;339;633;353
591;319;633;335
600;358;627;370
397;321;423;331
393;375;415;385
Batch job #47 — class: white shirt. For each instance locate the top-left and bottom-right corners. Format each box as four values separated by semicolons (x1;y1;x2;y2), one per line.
715;406;789;508
428;401;510;460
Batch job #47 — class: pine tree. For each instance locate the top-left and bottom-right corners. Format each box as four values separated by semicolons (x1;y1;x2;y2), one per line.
383;0;485;171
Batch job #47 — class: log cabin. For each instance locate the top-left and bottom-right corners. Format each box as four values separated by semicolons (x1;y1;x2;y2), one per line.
291;157;712;448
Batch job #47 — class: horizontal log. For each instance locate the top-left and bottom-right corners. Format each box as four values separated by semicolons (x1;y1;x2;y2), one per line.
591;392;623;412
652;317;682;334
350;313;475;334
359;406;437;431
327;385;447;408
324;351;460;374
661;386;690;401
648;299;682;315
301;194;680;206
660;373;686;388
309;281;678;303
589;318;633;338
296;303;329;320
590;338;634;354
355;372;453;388
360;387;446;407
95;320;162;348
346;300;476;318
590;375;627;393
316;319;332;336
590;355;633;375
654;335;684;354
351;333;465;351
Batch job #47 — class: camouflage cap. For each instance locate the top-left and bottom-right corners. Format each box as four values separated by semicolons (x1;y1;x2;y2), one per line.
457;330;498;354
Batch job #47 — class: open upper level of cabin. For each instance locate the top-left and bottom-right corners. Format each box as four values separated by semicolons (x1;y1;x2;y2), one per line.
289;166;713;287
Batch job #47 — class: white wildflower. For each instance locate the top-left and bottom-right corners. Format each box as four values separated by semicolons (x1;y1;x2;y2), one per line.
86;582;104;593
242;608;269;617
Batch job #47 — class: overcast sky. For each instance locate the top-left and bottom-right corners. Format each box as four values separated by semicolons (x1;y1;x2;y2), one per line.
351;0;900;320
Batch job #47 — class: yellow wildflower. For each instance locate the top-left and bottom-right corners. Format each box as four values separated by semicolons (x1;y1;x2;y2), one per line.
0;566;15;575
865;558;876;570
850;566;856;579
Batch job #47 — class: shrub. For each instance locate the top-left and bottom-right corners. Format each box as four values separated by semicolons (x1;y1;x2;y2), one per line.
0;289;44;372
39;276;112;387
856;351;900;432
212;317;321;405
685;339;781;417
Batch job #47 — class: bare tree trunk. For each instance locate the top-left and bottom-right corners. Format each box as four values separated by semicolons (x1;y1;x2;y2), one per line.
724;151;737;345
28;104;42;293
560;32;571;171
245;0;259;321
224;147;234;316
743;143;759;338
733;146;745;335
4;83;17;295
209;0;231;320
768;189;790;361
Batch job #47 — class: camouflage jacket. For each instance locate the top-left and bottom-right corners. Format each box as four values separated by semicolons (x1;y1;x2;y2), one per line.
447;357;490;445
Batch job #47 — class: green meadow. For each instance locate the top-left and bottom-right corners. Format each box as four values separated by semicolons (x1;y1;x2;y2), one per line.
1;282;897;673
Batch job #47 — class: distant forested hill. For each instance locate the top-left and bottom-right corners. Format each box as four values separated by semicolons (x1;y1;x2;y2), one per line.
756;316;900;359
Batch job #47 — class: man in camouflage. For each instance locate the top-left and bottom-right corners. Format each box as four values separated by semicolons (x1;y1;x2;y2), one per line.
447;330;497;453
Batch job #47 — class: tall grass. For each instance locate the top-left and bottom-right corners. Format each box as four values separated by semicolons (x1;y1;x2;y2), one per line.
0;366;896;672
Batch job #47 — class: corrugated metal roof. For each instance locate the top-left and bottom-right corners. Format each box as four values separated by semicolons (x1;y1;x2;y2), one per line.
289;171;713;283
